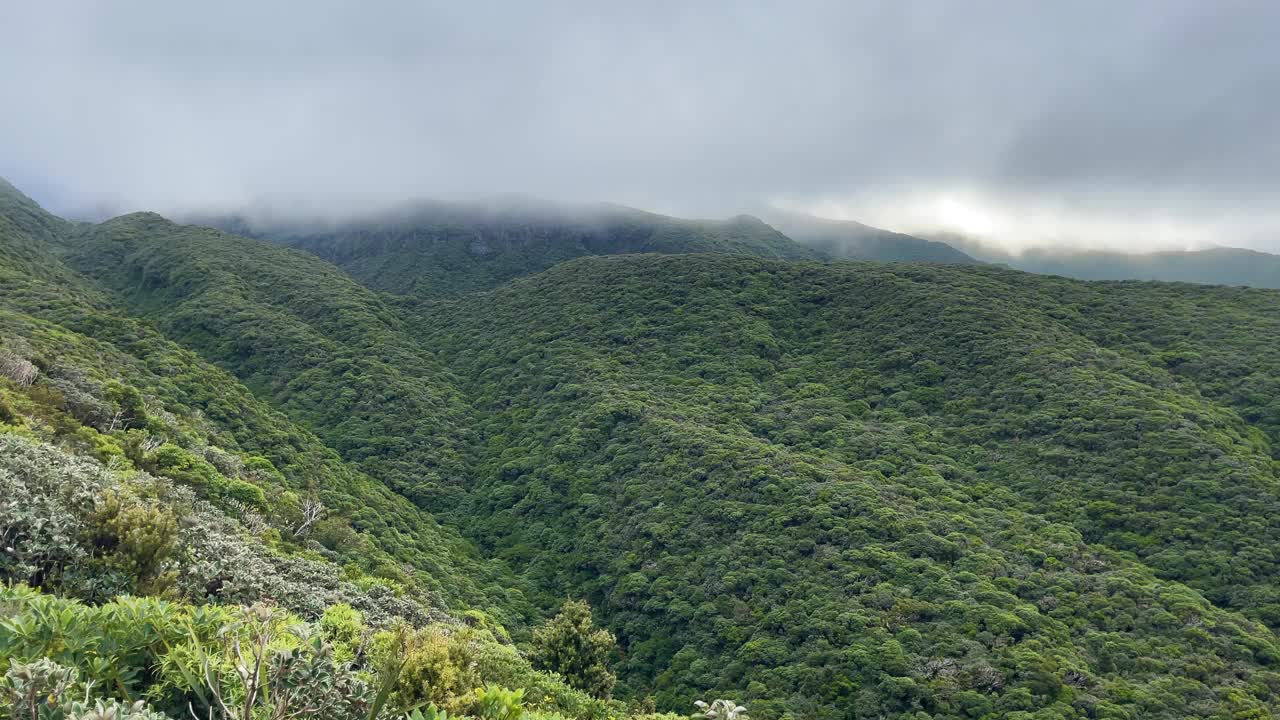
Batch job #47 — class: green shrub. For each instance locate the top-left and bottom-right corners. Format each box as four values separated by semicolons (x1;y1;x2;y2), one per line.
0;437;96;590
0;656;169;720
374;625;464;711
0;393;16;424
141;444;266;510
469;684;526;720
2;657;82;720
141;444;217;488
82;488;178;597
531;600;617;700
319;603;365;664
101;381;147;431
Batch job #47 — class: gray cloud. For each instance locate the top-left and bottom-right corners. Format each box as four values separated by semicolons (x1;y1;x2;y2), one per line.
2;1;1278;250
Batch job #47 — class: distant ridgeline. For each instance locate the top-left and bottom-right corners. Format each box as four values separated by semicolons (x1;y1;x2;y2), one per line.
937;230;1280;289
4;175;1280;719
203;196;1280;291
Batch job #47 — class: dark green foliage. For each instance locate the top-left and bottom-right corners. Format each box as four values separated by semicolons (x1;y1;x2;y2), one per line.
531;601;617;699
0;205;533;626
57;213;485;519
208;202;819;297
82;488;178;597
767;210;977;264
7;181;1280;718
412;255;1280;718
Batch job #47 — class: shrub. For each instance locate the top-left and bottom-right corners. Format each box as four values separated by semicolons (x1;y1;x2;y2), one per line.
0;393;16;424
141;444;266;510
101;381;147;432
0;351;39;387
2;657;82;720
531;600;617;699
82;488;179;597
319;603;365;664
0;656;168;720
163;603;376;720
0;436;97;590
469;684;526;720
141;444;218;488
375;625;464;711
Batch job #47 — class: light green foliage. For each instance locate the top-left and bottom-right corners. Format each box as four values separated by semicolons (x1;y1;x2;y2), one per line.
140;444;267;511
319;603;365;664
0;589;409;719
531;601;617;699
366;621;620;719
0;585;620;720
405;705;452;720
378;625;463;711
0;586;220;709
160;602;375;720
470;684;526;720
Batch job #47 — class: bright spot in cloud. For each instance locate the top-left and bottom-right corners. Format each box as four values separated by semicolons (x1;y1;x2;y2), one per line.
936;197;995;237
773;188;1280;255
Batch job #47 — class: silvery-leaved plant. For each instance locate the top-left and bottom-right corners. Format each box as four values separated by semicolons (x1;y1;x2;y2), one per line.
694;699;748;720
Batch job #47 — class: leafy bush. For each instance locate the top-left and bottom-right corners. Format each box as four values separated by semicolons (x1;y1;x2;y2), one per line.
319;603;365;664
375;625;464;711
469;684;526;720
0;587;622;720
0;657;169;720
531;601;617;699
0;436;98;591
140;444;266;511
82;488;178;597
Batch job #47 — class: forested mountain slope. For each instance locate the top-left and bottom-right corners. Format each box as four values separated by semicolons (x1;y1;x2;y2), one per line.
0;185;530;622
0;185;626;720
941;232;1280;289
409;255;1280;716
54;212;485;513
766;211;977;264
202;202;819;296
6;178;1280;719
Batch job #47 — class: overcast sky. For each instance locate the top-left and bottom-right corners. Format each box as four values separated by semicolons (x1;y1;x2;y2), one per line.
2;2;1278;252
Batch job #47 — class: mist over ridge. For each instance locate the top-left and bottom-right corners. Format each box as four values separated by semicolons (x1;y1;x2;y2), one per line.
4;2;1279;253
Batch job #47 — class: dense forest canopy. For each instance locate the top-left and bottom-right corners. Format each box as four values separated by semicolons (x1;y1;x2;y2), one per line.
4;177;1280;719
206;199;1280;292
201;202;819;297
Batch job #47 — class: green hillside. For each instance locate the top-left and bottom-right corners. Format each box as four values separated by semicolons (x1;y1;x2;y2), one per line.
766;211;978;264
410;255;1280;717
203;202;820;296
0;189;530;622
0;188;618;720
942;233;1280;289
5;180;1280;719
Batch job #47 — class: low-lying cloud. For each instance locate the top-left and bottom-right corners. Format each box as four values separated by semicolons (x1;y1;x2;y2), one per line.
2;1;1277;252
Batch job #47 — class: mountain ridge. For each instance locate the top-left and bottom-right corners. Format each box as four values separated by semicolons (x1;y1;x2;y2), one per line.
763;209;979;264
192;199;823;297
938;231;1280;288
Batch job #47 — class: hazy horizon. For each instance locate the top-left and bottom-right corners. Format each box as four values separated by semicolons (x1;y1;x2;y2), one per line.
3;2;1278;253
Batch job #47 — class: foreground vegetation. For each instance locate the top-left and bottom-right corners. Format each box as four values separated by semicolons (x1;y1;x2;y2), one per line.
5;178;1280;718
